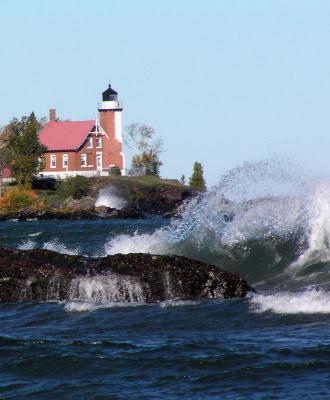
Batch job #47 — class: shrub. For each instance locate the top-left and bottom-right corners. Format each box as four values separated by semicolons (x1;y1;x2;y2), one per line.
56;176;91;200
0;188;37;210
32;177;56;191
109;166;121;176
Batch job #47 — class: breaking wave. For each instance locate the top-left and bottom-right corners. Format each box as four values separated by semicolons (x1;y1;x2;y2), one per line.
249;289;330;314
18;239;79;255
104;159;330;290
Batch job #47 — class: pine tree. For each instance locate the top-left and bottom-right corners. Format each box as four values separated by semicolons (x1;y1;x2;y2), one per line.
3;112;47;187
180;174;185;185
189;162;206;191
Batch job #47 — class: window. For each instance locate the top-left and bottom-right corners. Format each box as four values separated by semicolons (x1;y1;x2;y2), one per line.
87;137;93;148
80;154;87;167
96;137;102;148
38;156;44;168
50;154;56;168
63;154;68;168
96;152;102;169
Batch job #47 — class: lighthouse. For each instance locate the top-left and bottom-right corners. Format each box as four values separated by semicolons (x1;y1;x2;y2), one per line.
98;84;125;173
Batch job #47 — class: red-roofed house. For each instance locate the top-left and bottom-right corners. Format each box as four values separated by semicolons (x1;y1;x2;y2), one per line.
39;84;124;178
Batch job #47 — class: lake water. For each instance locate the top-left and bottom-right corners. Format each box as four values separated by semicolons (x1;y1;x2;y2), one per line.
3;160;330;399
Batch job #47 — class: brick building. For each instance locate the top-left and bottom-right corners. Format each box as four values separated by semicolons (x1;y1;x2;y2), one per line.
38;84;124;178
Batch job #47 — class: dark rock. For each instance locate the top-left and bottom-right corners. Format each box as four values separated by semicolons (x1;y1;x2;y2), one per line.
162;209;180;219
94;205;145;219
0;206;146;221
0;248;254;303
0;209;99;221
135;188;193;213
115;207;146;219
95;205;113;214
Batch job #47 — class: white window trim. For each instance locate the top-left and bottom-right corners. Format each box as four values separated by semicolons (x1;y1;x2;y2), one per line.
63;154;68;168
96;137;102;148
87;137;93;148
96;151;102;170
50;154;56;168
80;154;87;167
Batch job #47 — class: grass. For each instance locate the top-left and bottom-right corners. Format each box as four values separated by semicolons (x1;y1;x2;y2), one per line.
91;175;187;189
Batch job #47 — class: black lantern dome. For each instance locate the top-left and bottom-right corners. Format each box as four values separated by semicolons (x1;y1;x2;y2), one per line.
102;84;118;101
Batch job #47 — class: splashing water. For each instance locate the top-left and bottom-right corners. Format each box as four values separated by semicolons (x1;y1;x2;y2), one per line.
68;273;146;304
250;288;330;314
19;239;79;255
95;186;127;210
18;239;37;250
42;240;80;255
104;159;330;289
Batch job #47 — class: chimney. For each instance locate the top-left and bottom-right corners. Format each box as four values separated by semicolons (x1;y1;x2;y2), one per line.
49;109;56;121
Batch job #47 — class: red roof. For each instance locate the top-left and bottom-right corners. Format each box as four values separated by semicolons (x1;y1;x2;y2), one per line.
39;120;95;151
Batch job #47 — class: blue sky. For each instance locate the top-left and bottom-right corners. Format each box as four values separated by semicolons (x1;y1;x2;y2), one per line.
0;0;330;184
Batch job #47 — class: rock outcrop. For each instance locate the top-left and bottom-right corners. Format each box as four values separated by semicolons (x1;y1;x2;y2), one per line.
0;207;145;221
0;248;253;303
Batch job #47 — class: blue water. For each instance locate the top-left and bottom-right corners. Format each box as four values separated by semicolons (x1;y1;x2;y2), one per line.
1;218;330;399
1;300;330;399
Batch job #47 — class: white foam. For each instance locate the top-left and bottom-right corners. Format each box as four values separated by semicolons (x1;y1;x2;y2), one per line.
42;240;79;255
18;240;36;250
249;289;330;314
104;230;172;255
95;187;127;210
28;232;42;237
68;273;146;303
100;162;330;286
159;300;200;308
64;301;139;312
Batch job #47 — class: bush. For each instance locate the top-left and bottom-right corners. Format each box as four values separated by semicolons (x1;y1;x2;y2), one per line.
109;166;121;176
56;176;91;200
32;177;56;191
0;188;38;210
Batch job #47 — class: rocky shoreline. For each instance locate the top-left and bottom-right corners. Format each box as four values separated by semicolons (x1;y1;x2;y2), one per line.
0;248;254;302
0;206;146;221
0;177;192;221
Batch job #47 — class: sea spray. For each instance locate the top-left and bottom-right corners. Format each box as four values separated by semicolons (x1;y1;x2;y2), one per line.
18;239;37;250
68;273;146;303
104;159;330;288
249;288;330;314
95;186;127;210
43;239;80;255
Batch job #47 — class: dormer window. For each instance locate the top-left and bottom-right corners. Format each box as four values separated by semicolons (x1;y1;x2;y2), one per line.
87;137;93;148
96;137;102;148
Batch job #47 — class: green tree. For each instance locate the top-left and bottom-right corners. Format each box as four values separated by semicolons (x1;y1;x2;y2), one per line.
180;174;186;185
189;162;206;191
125;123;163;176
2;113;46;187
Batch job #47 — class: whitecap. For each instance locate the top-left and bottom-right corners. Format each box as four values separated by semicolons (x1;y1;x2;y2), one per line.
64;301;141;312
159;300;200;308
249;289;330;314
104;230;172;255
42;240;79;255
18;239;37;250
